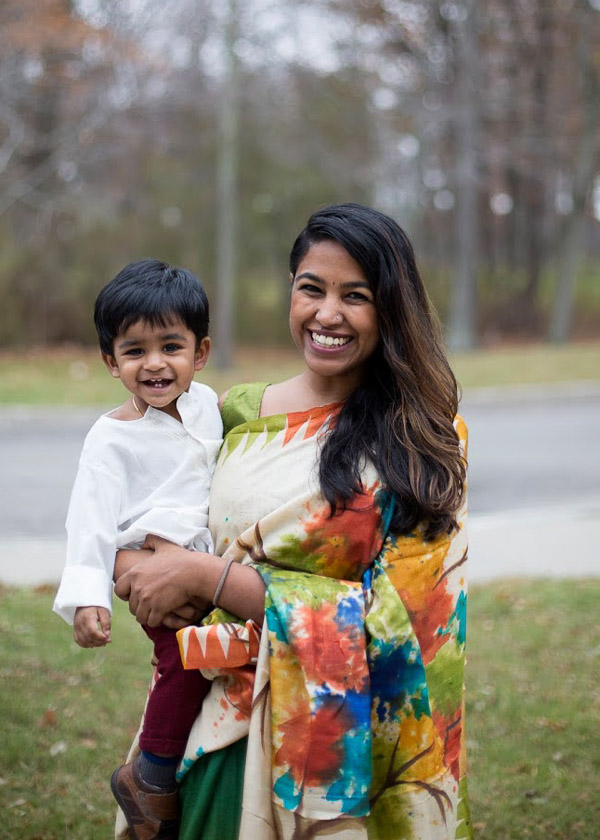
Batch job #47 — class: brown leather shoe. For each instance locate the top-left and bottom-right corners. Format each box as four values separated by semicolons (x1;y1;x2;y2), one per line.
110;759;179;840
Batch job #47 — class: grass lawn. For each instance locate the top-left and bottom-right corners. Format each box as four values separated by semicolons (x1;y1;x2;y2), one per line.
1;579;599;838
0;340;598;405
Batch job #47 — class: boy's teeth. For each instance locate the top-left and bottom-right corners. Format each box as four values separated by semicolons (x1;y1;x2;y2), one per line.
311;332;350;347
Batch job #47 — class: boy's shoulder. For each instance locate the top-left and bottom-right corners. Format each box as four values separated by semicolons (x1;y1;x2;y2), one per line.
188;380;218;402
180;381;223;439
78;411;140;465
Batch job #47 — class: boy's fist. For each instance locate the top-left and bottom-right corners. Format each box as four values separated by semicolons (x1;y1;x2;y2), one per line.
73;606;111;648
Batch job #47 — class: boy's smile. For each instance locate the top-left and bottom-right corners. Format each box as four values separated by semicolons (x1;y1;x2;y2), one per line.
102;317;210;419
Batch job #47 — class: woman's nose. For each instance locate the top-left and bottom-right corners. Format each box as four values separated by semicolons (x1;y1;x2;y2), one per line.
316;300;343;326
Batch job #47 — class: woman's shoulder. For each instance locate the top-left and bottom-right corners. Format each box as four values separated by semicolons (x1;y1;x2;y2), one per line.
220;382;269;435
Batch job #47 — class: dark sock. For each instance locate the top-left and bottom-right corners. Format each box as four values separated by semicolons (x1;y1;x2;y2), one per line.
136;751;180;789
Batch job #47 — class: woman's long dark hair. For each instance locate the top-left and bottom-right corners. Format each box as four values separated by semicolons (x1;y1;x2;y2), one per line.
289;203;466;540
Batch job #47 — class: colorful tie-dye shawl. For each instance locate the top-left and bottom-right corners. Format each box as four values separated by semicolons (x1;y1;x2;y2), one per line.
176;383;473;840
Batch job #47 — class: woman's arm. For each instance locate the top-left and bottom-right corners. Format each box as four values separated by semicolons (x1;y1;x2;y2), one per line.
113;537;266;628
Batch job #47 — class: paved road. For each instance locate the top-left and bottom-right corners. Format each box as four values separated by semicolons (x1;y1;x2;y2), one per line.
1;381;599;583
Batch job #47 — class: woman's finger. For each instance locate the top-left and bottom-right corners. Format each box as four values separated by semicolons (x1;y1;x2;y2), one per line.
162;613;189;630
171;604;196;620
114;571;132;601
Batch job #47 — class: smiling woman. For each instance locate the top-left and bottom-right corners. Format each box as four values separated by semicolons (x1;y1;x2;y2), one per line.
115;204;473;840
288;239;379;389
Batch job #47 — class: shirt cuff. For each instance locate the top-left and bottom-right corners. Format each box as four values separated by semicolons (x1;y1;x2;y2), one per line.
53;566;113;624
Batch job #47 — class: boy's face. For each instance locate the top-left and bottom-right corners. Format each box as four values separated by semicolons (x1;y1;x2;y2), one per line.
102;318;210;415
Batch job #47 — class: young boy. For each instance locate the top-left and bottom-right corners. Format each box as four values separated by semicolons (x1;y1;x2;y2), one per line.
53;259;222;838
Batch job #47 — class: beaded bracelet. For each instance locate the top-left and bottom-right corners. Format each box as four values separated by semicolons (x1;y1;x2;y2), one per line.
212;556;235;607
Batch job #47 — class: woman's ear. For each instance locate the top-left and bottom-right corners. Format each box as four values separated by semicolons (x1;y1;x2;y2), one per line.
101;352;121;378
194;336;211;371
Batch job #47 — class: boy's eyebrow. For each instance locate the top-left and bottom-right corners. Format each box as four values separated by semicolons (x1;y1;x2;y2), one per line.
295;272;371;290
117;331;189;349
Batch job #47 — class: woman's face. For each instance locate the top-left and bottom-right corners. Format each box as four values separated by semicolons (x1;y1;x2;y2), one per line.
289;239;380;386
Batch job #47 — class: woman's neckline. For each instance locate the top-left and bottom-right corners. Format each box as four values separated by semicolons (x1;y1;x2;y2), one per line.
257;380;345;420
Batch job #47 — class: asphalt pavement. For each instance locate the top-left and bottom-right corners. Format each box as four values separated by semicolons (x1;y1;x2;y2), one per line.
1;380;599;585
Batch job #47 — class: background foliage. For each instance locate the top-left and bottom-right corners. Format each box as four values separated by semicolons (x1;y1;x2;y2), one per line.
0;0;599;355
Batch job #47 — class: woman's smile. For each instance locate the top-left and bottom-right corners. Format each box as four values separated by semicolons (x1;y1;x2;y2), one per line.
309;330;353;349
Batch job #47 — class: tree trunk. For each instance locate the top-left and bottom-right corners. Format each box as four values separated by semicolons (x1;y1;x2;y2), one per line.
214;0;239;368
548;14;599;343
448;0;480;351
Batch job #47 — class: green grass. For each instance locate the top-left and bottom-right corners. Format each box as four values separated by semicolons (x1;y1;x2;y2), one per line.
0;589;150;838
0;341;598;405
1;580;599;838
465;579;600;839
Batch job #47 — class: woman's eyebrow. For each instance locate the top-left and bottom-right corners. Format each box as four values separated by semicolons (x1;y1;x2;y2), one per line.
295;272;370;290
340;280;370;290
295;271;324;283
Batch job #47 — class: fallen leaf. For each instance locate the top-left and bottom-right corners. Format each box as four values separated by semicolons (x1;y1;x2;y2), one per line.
535;717;566;733
38;709;58;728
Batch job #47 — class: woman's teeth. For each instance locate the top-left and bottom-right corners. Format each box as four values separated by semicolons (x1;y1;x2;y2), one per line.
311;332;351;347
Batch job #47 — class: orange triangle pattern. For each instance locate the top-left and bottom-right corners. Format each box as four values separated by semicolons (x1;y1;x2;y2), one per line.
178;620;261;671
282;402;341;447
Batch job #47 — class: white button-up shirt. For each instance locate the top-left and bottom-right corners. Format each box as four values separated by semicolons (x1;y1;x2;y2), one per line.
53;381;223;623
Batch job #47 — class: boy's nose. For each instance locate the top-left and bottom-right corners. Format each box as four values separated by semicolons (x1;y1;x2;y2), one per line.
145;351;166;369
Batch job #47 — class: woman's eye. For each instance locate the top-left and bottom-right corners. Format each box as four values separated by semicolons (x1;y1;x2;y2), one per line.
347;291;370;302
298;283;322;295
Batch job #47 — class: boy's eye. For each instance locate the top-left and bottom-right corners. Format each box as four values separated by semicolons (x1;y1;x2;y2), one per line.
163;343;182;353
124;348;143;356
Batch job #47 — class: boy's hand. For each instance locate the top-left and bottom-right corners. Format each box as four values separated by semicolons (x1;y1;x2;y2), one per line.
73;606;111;648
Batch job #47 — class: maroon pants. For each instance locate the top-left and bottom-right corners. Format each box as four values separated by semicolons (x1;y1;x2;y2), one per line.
140;624;210;755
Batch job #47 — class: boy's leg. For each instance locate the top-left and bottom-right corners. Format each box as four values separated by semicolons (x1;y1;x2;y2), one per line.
139;624;210;758
111;625;210;839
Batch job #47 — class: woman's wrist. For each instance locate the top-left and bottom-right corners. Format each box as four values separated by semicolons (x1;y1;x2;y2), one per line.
207;558;266;625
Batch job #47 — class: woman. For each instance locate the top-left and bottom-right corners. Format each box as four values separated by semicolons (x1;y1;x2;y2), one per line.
115;203;473;840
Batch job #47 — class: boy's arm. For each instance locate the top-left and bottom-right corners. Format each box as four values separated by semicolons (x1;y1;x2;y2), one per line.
53;462;122;625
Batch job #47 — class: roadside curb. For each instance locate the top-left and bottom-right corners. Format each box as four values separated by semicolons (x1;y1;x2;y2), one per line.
2;501;599;587
461;379;600;405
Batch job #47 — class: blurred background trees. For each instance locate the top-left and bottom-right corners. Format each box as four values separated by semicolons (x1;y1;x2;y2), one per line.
1;0;598;355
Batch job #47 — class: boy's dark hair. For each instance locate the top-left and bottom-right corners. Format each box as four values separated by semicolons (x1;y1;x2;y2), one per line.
94;259;209;354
